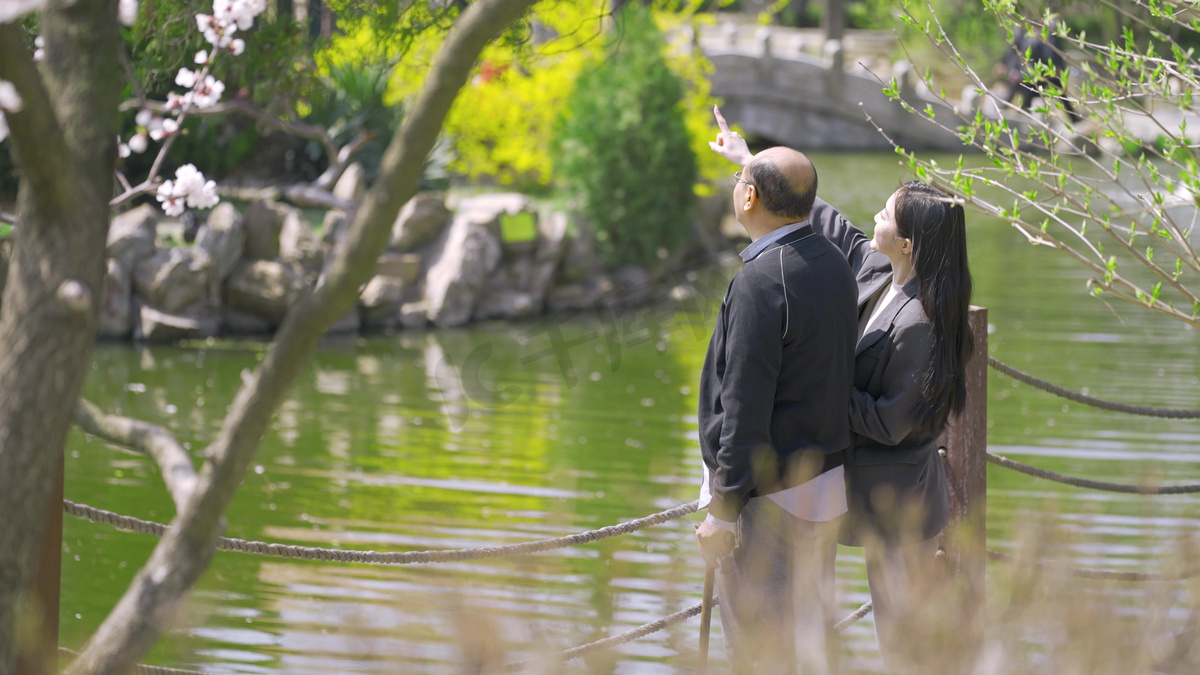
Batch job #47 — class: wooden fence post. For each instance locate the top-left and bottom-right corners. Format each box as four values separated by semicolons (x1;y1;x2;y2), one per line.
15;456;63;675
939;306;987;640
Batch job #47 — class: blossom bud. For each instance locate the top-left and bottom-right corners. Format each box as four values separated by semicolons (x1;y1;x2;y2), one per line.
118;143;131;158
135;108;153;127
118;0;138;27
175;68;197;89
195;50;208;64
128;133;148;154
230;39;245;56
0;80;22;113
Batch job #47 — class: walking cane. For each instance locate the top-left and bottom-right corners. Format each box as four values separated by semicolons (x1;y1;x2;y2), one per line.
697;563;716;675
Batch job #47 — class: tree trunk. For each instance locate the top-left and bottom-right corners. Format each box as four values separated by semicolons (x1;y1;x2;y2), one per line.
0;2;121;672
63;0;539;672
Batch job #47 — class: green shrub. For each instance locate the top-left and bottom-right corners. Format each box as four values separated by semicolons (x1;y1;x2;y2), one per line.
554;5;697;268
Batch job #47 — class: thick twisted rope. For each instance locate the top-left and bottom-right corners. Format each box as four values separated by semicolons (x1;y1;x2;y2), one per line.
506;594;871;670
986;549;1199;581
834;601;874;632
986;452;1200;494
64;499;700;565
988;357;1200;419
58;648;208;675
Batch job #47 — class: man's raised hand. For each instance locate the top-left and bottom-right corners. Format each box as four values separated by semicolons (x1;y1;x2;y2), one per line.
709;105;753;167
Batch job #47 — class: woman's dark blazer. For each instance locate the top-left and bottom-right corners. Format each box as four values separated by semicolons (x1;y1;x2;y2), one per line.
809;197;951;546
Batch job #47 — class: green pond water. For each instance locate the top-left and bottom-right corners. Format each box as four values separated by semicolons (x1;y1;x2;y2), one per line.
59;153;1200;673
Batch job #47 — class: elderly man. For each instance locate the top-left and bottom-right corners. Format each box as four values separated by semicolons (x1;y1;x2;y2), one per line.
695;109;858;674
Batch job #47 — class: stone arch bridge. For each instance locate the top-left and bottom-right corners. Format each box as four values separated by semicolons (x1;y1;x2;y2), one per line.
696;23;970;152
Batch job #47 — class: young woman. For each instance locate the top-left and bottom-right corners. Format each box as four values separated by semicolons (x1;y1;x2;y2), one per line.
710;107;974;667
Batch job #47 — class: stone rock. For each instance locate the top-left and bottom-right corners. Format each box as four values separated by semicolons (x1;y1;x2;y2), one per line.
98;258;132;339
135;303;219;342
422;209;503;328
193;202;245;293
398;301;430;329
389;192;451;252
243;200;290;260
473;290;536;321
133;248;212;313
536;211;570;264
280;212;324;274
332;162;366;204
467;193;538;258
223;308;272;335
320;210;347;247
546;274;615;313
223;260;305;325
610;265;651;306
375;252;422;284
557;223;601;284
107;204;158;268
358;276;407;330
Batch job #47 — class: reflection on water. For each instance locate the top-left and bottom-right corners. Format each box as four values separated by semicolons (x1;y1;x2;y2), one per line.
62;154;1200;673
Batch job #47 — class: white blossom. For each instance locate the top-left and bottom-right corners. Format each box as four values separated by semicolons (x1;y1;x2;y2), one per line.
175;68;197;89
0;0;47;25
165;91;193;112
128;133;148;153
0;80;22;113
149;117;178;141
213;0;266;32
118;0;138;26
156;181;186;217
135;108;153;127
156;164;219;216
118;142;131;158
195;50;208;64
33;36;44;62
230;39;245;56
191;76;224;109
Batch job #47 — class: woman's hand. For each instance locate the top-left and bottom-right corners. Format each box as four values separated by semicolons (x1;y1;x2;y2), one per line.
709;105;753;167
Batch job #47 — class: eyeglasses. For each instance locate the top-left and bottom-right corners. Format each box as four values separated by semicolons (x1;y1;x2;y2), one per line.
733;170;754;188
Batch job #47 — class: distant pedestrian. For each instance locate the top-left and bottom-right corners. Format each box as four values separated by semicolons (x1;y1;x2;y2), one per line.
1002;24;1081;123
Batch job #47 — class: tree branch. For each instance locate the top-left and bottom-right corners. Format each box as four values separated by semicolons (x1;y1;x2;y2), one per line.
73;399;197;512
64;1;541;672
125;97;340;165
0;22;77;219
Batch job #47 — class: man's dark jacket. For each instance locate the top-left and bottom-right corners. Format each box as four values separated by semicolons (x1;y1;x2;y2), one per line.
699;222;859;522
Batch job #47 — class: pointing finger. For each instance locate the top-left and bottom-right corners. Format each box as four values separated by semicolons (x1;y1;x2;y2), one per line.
713;105;730;134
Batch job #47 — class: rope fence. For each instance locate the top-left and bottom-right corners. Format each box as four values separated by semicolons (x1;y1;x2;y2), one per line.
985;549;1200;582
985;452;1200;494
987;357;1200;419
64;499;699;565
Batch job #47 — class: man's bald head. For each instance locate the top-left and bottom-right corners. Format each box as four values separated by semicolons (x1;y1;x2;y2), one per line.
745;147;818;221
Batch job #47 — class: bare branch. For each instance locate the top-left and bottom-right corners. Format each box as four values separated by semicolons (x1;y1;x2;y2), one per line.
64;1;541;672
73;399;197;512
126;97;341;165
0;23;78;220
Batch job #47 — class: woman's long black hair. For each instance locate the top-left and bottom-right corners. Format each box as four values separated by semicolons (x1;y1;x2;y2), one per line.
894;181;974;435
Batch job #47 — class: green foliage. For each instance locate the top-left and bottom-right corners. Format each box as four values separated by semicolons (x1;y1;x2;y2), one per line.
554;6;698;268
320;0;727;194
896;0;1200;328
298;64;413;185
